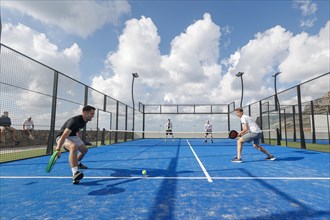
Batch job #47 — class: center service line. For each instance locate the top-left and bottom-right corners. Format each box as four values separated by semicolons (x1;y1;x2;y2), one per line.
186;140;213;183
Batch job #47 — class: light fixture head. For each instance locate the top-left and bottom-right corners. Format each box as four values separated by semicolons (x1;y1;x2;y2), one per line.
132;72;139;78
272;72;281;77
236;72;244;77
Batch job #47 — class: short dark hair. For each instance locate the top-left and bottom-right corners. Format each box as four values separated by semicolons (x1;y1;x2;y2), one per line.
83;105;95;112
235;108;243;112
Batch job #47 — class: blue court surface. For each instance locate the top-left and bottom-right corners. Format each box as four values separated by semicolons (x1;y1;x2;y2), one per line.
1;138;329;220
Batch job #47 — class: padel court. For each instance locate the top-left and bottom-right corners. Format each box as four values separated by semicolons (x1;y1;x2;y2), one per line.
0;138;329;220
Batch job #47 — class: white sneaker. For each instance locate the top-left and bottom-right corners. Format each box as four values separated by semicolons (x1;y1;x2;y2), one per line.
231;157;243;163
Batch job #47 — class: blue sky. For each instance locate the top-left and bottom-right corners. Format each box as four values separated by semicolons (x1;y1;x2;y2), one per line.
1;0;329;108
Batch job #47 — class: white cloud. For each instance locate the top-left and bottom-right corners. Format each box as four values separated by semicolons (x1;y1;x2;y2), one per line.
91;14;329;108
92;13;222;105
300;18;317;28
93;15;165;105
1;0;131;38
293;0;318;28
2;22;82;111
279;21;330;83
216;25;293;104
2;23;82;78
216;21;329;106
294;0;317;16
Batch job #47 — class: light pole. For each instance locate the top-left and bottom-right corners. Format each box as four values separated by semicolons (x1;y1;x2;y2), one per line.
131;73;139;132
236;72;244;108
272;72;281;111
272;72;281;141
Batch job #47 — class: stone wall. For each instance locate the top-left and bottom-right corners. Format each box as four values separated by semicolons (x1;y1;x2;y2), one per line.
0;129;49;147
0;129;135;148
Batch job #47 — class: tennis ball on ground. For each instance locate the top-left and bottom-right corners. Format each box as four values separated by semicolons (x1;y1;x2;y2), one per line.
142;170;147;175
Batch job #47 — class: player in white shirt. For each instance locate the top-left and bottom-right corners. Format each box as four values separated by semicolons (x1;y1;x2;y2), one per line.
165;119;175;142
232;108;276;163
204;120;213;143
23;116;34;140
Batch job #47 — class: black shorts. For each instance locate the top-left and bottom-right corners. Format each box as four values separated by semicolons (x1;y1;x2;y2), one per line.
166;130;173;135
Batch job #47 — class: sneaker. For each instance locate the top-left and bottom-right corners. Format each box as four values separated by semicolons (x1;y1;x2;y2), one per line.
204;140;207;143
73;171;84;184
78;162;88;169
211;140;213;143
266;155;276;161
231;157;242;163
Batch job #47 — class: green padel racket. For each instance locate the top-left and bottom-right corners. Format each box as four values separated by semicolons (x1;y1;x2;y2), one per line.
46;151;58;173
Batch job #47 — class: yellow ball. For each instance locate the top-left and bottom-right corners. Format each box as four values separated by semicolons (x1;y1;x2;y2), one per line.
142;170;147;175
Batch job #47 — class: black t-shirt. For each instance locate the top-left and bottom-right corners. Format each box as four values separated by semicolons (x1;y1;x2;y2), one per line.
57;115;87;137
0;115;11;127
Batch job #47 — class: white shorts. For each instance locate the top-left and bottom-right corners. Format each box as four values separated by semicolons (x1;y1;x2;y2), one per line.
56;136;85;151
242;132;262;145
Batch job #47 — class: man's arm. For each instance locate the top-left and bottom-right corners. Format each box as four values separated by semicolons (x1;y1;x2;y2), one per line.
76;131;82;139
238;123;248;137
55;128;72;157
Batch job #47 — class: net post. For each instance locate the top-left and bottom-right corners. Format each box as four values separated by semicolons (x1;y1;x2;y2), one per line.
115;101;119;143
297;85;306;149
46;70;58;155
310;100;316;144
82;85;88;143
276;128;281;146
101;128;105;145
259;100;264;143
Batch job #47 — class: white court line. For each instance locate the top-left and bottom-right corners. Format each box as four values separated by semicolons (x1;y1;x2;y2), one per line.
186;140;213;182
0;176;329;180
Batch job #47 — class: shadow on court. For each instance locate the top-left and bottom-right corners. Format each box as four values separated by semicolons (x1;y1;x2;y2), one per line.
292;150;321;154
241;169;330;219
148;139;181;220
80;178;140;195
244;210;330;220
275;157;304;161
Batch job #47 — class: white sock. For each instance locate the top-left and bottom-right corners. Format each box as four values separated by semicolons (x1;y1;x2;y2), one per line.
71;167;78;175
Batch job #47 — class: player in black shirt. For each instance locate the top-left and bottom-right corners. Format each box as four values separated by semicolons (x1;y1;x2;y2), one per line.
55;105;95;184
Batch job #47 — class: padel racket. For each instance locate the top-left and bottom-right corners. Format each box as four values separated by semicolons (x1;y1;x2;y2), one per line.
229;130;238;139
46;151;58;173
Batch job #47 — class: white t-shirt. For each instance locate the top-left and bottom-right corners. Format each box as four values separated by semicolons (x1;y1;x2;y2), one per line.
204;123;212;132
23;119;34;129
165;122;172;130
240;115;261;133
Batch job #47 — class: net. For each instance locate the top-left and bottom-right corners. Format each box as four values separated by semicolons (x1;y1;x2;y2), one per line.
104;129;279;145
133;130;228;139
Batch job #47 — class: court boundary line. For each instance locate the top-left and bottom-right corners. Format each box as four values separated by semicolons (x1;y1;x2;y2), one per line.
0;176;329;180
186;140;213;182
